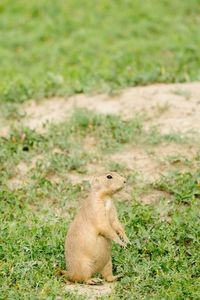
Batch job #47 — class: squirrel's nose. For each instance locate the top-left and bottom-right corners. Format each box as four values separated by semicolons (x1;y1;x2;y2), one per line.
124;180;126;184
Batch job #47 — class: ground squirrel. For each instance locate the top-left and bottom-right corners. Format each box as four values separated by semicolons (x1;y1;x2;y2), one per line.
63;172;131;285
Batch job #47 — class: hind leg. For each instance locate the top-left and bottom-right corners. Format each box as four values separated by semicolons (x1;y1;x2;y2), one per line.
100;258;122;282
84;262;102;285
69;260;102;285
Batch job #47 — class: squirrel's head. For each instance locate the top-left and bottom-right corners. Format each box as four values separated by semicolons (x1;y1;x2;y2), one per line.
91;172;126;195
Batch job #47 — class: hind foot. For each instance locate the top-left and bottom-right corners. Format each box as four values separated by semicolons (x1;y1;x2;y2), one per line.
86;278;103;285
106;274;123;282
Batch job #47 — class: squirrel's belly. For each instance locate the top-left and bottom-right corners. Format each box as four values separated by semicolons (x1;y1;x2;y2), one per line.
92;235;111;273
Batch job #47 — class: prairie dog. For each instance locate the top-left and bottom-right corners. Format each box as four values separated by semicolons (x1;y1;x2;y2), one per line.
64;172;131;285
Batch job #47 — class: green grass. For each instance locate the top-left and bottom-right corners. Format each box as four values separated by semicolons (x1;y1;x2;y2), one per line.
1;1;200;298
0;0;200;109
114;199;200;299
1;109;200;299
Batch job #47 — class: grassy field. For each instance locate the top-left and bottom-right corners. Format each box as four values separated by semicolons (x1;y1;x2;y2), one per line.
0;0;200;299
0;0;200;108
0;109;200;299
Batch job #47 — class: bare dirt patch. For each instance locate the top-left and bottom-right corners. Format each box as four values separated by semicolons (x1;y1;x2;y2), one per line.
109;147;165;181
154;142;197;158
0;121;9;137
8;155;43;189
23;81;200;134
65;282;116;299
139;190;170;205
8;161;29;189
23;97;72;132
24;81;200;133
1;81;200;136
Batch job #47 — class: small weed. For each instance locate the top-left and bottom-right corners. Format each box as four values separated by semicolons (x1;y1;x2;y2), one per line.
172;88;192;100
161;154;192;166
155;101;170;117
108;161;128;173
153;170;200;204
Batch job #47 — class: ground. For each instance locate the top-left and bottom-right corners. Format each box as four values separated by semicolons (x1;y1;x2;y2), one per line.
0;82;200;299
0;1;200;298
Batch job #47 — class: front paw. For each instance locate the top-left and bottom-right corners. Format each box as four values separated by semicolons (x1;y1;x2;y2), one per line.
124;236;131;245
119;240;127;249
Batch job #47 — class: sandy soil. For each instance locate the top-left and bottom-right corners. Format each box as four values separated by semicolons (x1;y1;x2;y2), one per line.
1;81;199;136
22;81;200;133
65;282;116;299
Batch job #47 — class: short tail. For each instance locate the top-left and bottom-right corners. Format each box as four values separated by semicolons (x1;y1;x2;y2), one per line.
56;268;71;284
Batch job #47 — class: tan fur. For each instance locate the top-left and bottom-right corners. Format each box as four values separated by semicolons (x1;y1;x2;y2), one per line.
64;172;131;285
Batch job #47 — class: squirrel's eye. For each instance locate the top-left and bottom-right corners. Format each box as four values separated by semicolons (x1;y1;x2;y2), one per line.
106;175;113;179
